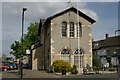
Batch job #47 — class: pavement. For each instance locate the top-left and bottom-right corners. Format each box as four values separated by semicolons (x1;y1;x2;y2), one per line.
2;69;59;78
1;69;120;80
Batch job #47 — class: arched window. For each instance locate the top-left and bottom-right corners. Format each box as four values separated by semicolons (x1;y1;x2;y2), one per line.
70;22;74;37
74;49;84;68
77;22;82;37
62;22;67;37
74;49;83;54
61;48;70;62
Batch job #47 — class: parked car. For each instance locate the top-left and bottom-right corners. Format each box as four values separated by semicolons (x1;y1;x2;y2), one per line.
9;62;18;69
2;62;14;70
0;64;9;71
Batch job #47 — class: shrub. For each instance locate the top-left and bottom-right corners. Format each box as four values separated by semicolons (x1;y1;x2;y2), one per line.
71;65;78;74
109;62;113;68
52;60;71;73
93;54;101;68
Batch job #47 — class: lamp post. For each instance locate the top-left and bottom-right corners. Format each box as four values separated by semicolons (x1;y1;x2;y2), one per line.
20;8;27;78
115;29;120;73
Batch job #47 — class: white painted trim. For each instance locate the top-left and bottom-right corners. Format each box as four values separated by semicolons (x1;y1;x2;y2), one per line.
87;25;91;28
89;50;92;53
89;33;92;37
81;25;85;27
51;38;54;43
89;43;92;46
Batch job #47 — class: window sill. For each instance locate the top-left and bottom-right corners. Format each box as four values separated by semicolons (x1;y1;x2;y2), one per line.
76;37;82;39
69;37;74;39
61;36;82;39
61;36;67;39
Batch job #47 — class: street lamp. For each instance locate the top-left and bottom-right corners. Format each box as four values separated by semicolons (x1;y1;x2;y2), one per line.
20;8;27;78
115;29;120;73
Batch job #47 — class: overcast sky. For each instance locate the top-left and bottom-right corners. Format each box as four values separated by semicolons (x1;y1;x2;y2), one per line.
1;1;119;56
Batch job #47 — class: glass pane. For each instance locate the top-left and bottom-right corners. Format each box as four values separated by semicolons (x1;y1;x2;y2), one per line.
62;22;67;37
61;49;70;62
74;49;83;54
70;22;74;37
77;23;82;37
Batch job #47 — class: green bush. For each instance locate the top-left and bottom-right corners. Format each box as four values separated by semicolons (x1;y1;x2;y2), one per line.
65;62;71;72
109;62;113;68
71;65;78;74
52;60;71;73
93;54;101;68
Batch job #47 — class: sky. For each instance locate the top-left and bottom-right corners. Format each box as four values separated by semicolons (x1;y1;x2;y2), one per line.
1;1;119;56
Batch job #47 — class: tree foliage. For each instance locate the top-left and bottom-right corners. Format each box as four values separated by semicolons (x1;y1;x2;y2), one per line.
10;41;22;58
10;23;39;58
93;54;101;67
52;60;71;72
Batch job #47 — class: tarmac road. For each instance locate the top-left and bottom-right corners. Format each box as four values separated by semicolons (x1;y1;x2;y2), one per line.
1;69;120;80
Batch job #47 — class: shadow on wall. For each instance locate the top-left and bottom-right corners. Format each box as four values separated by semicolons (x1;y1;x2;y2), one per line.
32;46;44;70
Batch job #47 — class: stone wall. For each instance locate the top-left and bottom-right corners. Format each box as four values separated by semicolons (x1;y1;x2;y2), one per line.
50;11;93;70
32;45;44;70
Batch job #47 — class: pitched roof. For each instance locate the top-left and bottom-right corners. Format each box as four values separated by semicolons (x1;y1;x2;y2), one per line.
47;7;96;24
93;36;120;50
39;7;96;36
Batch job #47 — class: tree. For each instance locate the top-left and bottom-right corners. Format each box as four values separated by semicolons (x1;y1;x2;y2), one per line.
10;23;39;58
10;41;22;58
93;54;101;68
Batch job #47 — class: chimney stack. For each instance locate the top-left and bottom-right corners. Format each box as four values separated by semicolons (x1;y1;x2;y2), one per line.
105;34;109;39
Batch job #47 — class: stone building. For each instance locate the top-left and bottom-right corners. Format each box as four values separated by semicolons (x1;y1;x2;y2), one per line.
32;7;96;73
93;34;120;66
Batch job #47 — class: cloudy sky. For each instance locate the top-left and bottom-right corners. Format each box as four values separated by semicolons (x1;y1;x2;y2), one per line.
1;1;119;56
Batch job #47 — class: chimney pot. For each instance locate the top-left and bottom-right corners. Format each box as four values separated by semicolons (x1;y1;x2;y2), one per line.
105;34;109;39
